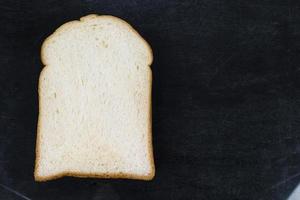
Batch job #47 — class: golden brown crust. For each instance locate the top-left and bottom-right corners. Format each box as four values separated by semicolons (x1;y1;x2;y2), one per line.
35;171;154;182
34;14;155;182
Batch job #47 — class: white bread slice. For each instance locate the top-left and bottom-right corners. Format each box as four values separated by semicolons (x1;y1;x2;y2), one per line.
34;14;154;181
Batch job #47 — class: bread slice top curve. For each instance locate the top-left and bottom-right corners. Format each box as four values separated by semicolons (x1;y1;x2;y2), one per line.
35;14;154;181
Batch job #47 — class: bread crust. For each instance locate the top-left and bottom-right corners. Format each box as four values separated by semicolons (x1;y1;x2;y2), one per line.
34;14;155;182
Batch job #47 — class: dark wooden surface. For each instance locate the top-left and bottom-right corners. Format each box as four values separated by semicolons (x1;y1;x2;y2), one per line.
1;0;300;199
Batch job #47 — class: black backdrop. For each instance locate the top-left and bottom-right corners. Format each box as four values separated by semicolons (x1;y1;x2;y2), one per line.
1;0;300;199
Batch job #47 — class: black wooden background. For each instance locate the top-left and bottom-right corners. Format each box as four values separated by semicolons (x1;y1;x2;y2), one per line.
1;0;300;199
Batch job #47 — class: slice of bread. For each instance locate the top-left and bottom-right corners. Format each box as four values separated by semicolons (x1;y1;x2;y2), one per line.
34;14;154;181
